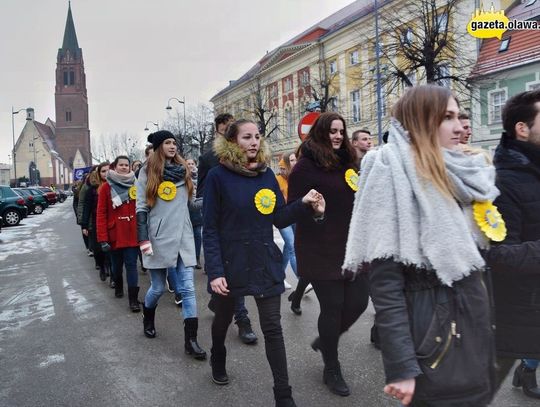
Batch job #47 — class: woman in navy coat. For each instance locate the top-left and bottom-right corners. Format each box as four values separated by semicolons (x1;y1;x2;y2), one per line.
203;119;325;407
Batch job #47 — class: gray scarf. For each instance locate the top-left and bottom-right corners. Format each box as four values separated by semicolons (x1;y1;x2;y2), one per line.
342;120;499;286
107;169;136;208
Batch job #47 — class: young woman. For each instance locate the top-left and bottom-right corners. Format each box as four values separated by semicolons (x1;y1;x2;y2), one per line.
203;119;325;407
136;130;206;361
288;112;370;397
96;155;140;311
82;162;110;281
343;85;497;406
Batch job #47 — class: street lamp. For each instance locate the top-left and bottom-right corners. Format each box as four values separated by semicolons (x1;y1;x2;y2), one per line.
144;121;159;131
166;97;186;137
11;106;32;185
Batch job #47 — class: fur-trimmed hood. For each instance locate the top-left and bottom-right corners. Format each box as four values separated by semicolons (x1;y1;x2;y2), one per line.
213;136;271;176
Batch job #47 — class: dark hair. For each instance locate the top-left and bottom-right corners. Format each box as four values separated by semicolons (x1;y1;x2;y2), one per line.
215;113;234;129
111;155;130;169
224;119;258;141
351;129;371;141
144;145;153;157
502;89;540;139
301;112;357;170
458;112;470;120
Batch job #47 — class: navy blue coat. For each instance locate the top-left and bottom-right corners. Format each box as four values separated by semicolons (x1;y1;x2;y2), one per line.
203;164;308;298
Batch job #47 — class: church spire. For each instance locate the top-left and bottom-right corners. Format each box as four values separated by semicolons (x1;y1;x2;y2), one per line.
61;2;79;52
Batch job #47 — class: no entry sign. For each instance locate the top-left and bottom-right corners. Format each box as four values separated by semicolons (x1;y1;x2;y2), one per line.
297;112;320;141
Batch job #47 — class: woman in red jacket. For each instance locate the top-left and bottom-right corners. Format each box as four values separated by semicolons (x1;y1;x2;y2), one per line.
97;155;140;312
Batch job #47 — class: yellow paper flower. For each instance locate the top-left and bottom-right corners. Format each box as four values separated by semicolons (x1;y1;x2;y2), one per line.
254;188;276;215
473;201;507;242
157;181;177;201
345;169;359;192
128;185;137;200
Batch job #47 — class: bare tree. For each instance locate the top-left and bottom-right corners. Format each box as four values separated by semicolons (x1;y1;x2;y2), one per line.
243;76;281;140
163;108;191;157
308;59;340;113
185;103;215;158
91;133;144;163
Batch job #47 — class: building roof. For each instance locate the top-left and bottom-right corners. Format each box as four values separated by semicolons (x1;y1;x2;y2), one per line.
210;0;378;102
58;2;81;59
470;3;540;77
34;120;57;154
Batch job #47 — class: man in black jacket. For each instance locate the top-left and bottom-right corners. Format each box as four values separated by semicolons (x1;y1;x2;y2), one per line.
488;89;540;399
197;113;258;345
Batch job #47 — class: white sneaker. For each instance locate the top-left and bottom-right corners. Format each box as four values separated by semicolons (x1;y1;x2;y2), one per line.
304;283;313;295
87;249;93;257
284;280;292;289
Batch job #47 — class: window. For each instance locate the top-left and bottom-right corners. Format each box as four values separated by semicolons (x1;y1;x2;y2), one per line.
488;89;507;124
285;108;294;136
403;28;413;45
404;71;416;87
329;60;337;74
269;84;278;98
63;70;75;86
499;37;511;52
66;111;72;122
437;64;451;88
283;77;293;93
300;71;310;86
350;50;359;65
350;90;361;123
437;13;448;32
329;96;339;112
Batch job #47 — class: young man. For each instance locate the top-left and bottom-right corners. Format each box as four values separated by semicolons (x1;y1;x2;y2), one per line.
197;113;258;345
458;112;472;144
487;89;540;399
351;129;373;163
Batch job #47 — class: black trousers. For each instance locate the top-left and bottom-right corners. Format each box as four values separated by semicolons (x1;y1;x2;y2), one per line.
211;294;289;389
311;274;369;367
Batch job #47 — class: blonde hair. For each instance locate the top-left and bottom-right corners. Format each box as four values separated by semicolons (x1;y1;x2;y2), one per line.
392;85;457;198
145;145;193;208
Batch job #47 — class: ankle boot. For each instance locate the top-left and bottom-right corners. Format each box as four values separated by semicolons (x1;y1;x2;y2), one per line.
142;304;156;338
287;292;302;315
184;318;207;360
99;266;107;282
273;386;297;407
236;318;257;344
513;361;540;399
323;362;350;397
128;287;141;312
210;347;228;385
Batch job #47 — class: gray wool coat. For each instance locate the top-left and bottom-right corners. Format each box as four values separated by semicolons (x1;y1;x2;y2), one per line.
135;167;196;269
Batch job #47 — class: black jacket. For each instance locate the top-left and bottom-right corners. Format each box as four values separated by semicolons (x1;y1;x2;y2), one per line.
487;138;540;359
196;148;219;199
369;260;494;406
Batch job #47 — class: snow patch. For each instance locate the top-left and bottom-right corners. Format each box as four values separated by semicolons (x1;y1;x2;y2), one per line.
38;353;65;368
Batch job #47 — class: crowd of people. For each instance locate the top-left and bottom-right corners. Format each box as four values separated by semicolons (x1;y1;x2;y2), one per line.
70;85;540;407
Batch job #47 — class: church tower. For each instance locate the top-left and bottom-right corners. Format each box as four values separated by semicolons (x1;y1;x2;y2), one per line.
54;2;91;168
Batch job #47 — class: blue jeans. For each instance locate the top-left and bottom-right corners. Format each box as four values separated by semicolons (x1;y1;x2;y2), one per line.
145;256;197;319
193;225;202;263
524;359;539;370
279;225;297;277
111;247;139;287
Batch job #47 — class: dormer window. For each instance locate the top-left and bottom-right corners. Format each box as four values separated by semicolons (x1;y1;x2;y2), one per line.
499;37;511;52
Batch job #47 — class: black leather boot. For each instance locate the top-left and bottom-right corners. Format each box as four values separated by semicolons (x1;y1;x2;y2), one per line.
184;318;207;360
513;361;540;399
236;318;257;344
210;347;228;385
287;291;302;315
273;386;297;407
99;266;107;282
323;362;350;397
128;287;141;312
114;277;123;298
142;304;156;338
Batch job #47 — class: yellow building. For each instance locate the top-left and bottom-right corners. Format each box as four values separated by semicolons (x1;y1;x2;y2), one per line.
210;0;484;165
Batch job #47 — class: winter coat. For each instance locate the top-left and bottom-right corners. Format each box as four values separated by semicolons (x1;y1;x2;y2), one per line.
76;182;89;225
189;176;203;227
81;181;101;252
196;148;220;198
203;137;309;298
276;174;288;201
370;260;495;406
288;148;356;280
96;182;138;250
135;165;196;269
487;138;540;359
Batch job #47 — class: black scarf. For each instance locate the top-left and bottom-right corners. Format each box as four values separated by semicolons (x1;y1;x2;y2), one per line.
163;161;186;183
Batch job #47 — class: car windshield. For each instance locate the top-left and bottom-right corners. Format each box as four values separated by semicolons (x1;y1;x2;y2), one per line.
29;189;43;195
39;188;53;193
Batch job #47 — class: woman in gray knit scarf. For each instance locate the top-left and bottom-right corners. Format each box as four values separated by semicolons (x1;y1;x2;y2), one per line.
343;85;498;406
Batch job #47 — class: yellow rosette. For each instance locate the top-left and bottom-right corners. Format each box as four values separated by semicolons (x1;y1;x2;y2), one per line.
473;201;507;242
128;185;137;200
254;188;276;215
345;168;359;192
157;181;177;201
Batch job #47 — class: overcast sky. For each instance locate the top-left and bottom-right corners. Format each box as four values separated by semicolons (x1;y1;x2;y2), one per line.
0;0;357;164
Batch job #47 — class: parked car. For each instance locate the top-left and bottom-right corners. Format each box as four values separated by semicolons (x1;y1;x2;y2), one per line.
0;185;29;226
17;188;49;214
36;187;57;205
13;189;36;214
56;189;67;203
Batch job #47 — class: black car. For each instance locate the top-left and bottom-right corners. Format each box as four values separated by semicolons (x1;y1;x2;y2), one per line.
16;188;49;214
0;185;29;226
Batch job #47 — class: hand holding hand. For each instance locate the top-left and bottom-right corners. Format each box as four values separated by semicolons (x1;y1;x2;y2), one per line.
302;189;325;215
210;277;229;296
100;242;111;252
140;240;153;256
384;378;415;406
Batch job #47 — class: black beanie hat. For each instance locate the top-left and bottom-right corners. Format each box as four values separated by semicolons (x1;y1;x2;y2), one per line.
147;130;175;151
